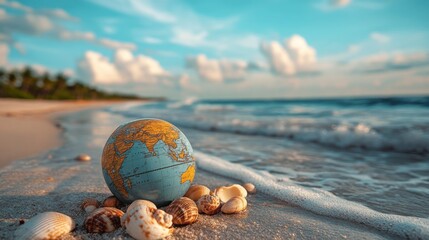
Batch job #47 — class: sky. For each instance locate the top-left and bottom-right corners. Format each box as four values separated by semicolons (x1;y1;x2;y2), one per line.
0;0;428;99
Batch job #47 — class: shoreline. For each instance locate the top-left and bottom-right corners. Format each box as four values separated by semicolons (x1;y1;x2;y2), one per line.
0;99;146;168
0;100;403;239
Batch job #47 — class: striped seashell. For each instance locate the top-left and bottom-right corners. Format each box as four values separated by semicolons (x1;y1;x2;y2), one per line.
14;212;75;240
84;207;124;233
184;185;210;201
243;183;256;194
214;184;248;203
196;194;221;215
165;197;198;225
102;195;121;208
124;204;173;240
81;198;100;213
221;196;247;214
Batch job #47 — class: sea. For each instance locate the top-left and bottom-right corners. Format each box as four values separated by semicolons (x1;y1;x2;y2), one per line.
60;95;429;238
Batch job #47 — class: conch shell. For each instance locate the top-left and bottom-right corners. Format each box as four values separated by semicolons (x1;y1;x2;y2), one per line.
84;207;124;233
165;197;198;225
243;183;256;194
184;185;210;201
214;184;247;203
81;198;100;213
14;212;75;240
123;204;173;240
196;194;221;215
102;195;121;208
221;196;247;214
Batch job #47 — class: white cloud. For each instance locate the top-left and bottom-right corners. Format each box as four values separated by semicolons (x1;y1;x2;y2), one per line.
0;43;9;65
142;37;162;44
260;41;295;76
285;35;317;66
77;49;169;85
0;2;136;51
187;54;248;82
352;52;429;74
370;32;390;44
331;0;351;7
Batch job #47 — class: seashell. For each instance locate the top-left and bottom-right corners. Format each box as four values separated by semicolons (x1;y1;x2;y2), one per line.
103;195;121;208
81;198;100;213
84;207;124;233
122;199;157;228
196;194;221;215
214;184;248;203
165;197;198;225
14;212;75;240
75;153;91;161
221;196;247;214
243;183;256;194
123;204;173;240
184;185;210;201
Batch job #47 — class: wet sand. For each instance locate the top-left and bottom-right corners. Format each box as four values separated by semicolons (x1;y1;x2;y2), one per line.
0;99;140;168
0;103;392;239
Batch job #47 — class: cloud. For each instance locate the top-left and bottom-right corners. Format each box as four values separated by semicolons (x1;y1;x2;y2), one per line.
0;43;8;65
186;54;249;83
260;35;317;76
0;1;135;50
370;32;390;44
77;49;169;85
331;0;351;7
352;52;429;74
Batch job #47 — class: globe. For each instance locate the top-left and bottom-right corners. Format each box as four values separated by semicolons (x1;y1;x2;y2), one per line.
101;119;195;206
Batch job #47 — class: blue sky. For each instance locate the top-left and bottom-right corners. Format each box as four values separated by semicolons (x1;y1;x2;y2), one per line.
1;0;428;99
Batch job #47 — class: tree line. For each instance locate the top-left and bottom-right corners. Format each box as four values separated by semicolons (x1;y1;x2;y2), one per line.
0;67;149;100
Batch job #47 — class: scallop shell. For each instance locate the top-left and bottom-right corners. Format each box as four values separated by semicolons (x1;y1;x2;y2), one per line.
214;184;248;203
184;185;210;201
243;183;256;194
75;154;91;161
14;212;75;240
221;196;247;214
84;207;124;233
165;197;198;225
123;204;173;240
81;198;100;213
103;195;121;208
196;194;221;215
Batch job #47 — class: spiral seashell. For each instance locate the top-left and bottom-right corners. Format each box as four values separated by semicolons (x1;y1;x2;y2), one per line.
81;198;100;213
196;194;221;215
103;195;121;208
165;197;198;225
75;153;91;161
14;212;75;240
184;185;210;201
243;183;256;194
84;207;124;233
214;184;248;203
123;204;173;240
221;196;247;214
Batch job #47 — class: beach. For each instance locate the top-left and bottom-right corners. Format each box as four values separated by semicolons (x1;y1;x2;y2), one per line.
1;98;428;239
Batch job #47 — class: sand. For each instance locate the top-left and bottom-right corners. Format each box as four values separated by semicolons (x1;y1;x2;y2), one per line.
0;99;138;168
0;101;393;239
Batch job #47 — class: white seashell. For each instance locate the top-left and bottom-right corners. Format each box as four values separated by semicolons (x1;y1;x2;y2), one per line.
123;204;173;240
221;196;247;214
127;199;157;212
81;198;100;213
196;194;221;215
214;184;248;203
84;207;124;233
165;197;198;225
14;212;75;240
184;185;210;201
243;183;256;194
75;154;91;161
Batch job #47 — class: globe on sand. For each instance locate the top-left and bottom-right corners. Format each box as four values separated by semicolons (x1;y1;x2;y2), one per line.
101;119;195;206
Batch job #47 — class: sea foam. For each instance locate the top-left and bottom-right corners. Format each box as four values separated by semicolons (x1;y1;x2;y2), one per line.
195;151;429;239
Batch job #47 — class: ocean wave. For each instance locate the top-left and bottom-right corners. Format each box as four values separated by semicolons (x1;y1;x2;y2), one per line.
194;151;429;238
